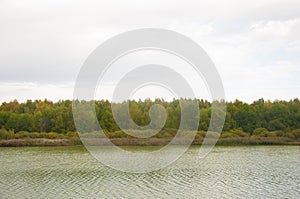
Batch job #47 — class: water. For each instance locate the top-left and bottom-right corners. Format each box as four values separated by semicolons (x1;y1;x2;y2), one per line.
0;146;299;198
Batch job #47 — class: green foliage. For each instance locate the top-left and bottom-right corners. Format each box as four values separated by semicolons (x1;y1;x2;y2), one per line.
196;131;207;138
109;130;129;138
11;131;70;139
0;111;11;128
290;129;300;139
47;132;57;139
0;128;11;139
253;128;269;137
268;119;286;131
221;132;240;138
6;113;34;132
66;132;79;138
14;131;31;139
0;98;299;141
284;132;297;139
267;131;277;137
221;129;249;138
274;130;284;137
229;129;250;137
205;131;220;138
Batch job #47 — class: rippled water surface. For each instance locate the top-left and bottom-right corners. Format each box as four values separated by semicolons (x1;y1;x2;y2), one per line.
0;146;299;198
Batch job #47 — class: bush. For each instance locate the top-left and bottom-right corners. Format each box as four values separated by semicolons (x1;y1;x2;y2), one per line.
197;131;207;138
220;130;249;138
221;132;239;138
14;131;31;139
267;132;277;137
156;129;174;138
205;131;220;138
253;128;269;137
79;131;107;138
290;129;300;139
47;132;59;139
229;130;250;137
28;132;41;138
0;128;11;139
66;132;79;138
194;133;204;140
57;134;66;139
284;132;296;139
162;128;177;136
40;132;48;138
14;131;41;139
109;130;128;138
275;130;284;137
13;131;67;139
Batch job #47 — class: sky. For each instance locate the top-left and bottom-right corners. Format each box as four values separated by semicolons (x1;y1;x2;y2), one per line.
0;0;299;103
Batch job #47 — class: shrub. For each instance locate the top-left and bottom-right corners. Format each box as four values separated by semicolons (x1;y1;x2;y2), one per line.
197;131;207;138
79;131;106;138
67;132;79;138
253;128;269;137
47;132;59;139
13;131;67;139
14;131;31;138
8;129;14;138
194;133;204;140
14;133;24;139
14;132;42;139
275;130;284;137
267;132;277;137
291;129;300;139
284;132;296;139
28;132;41;138
40;132;48;138
57;134;66;139
156;129;174;138
129;129;156;138
0;128;11;139
109;130;128;138
205;131;220;138
163;128;177;136
221;132;239;138
230;129;250;137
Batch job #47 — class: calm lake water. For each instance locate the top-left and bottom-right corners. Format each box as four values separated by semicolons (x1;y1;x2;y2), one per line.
0;146;299;198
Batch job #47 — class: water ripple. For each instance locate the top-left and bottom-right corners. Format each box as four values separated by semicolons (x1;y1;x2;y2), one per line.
0;146;299;198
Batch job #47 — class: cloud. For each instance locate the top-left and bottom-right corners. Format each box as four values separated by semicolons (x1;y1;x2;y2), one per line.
0;82;74;103
0;0;299;102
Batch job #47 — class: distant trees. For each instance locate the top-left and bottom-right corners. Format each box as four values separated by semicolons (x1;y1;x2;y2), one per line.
6;113;34;132
0;98;299;136
0;99;76;134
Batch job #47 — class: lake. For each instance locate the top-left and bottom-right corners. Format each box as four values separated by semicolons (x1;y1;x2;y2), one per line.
0;146;299;198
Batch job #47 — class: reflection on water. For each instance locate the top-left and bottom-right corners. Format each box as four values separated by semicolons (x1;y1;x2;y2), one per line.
0;146;299;198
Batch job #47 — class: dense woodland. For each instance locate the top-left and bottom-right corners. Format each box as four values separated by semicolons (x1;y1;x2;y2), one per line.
0;98;300;140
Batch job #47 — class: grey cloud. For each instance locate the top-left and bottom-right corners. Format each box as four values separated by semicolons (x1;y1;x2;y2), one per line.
0;0;299;102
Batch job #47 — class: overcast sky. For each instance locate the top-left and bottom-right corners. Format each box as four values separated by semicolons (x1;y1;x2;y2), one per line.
0;0;299;103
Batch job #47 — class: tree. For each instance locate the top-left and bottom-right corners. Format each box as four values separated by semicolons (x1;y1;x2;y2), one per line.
0;111;11;128
6;113;34;132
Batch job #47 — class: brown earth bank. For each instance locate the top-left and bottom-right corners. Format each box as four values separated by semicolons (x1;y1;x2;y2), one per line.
0;138;78;147
0;137;299;147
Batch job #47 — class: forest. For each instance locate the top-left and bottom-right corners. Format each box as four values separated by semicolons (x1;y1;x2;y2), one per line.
0;98;300;141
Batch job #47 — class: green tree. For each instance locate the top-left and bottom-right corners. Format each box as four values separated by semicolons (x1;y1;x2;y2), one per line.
6;113;34;132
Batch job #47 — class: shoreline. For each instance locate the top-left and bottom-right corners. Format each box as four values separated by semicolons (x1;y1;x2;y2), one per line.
0;137;299;147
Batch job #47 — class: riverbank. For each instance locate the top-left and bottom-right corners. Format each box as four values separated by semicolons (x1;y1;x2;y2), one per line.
0;137;299;147
0;138;81;147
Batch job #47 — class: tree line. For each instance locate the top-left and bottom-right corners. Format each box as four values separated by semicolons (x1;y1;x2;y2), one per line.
0;98;299;138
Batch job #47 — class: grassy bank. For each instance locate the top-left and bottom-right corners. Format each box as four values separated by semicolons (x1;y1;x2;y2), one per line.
0;137;298;147
0;128;299;147
0;138;78;147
